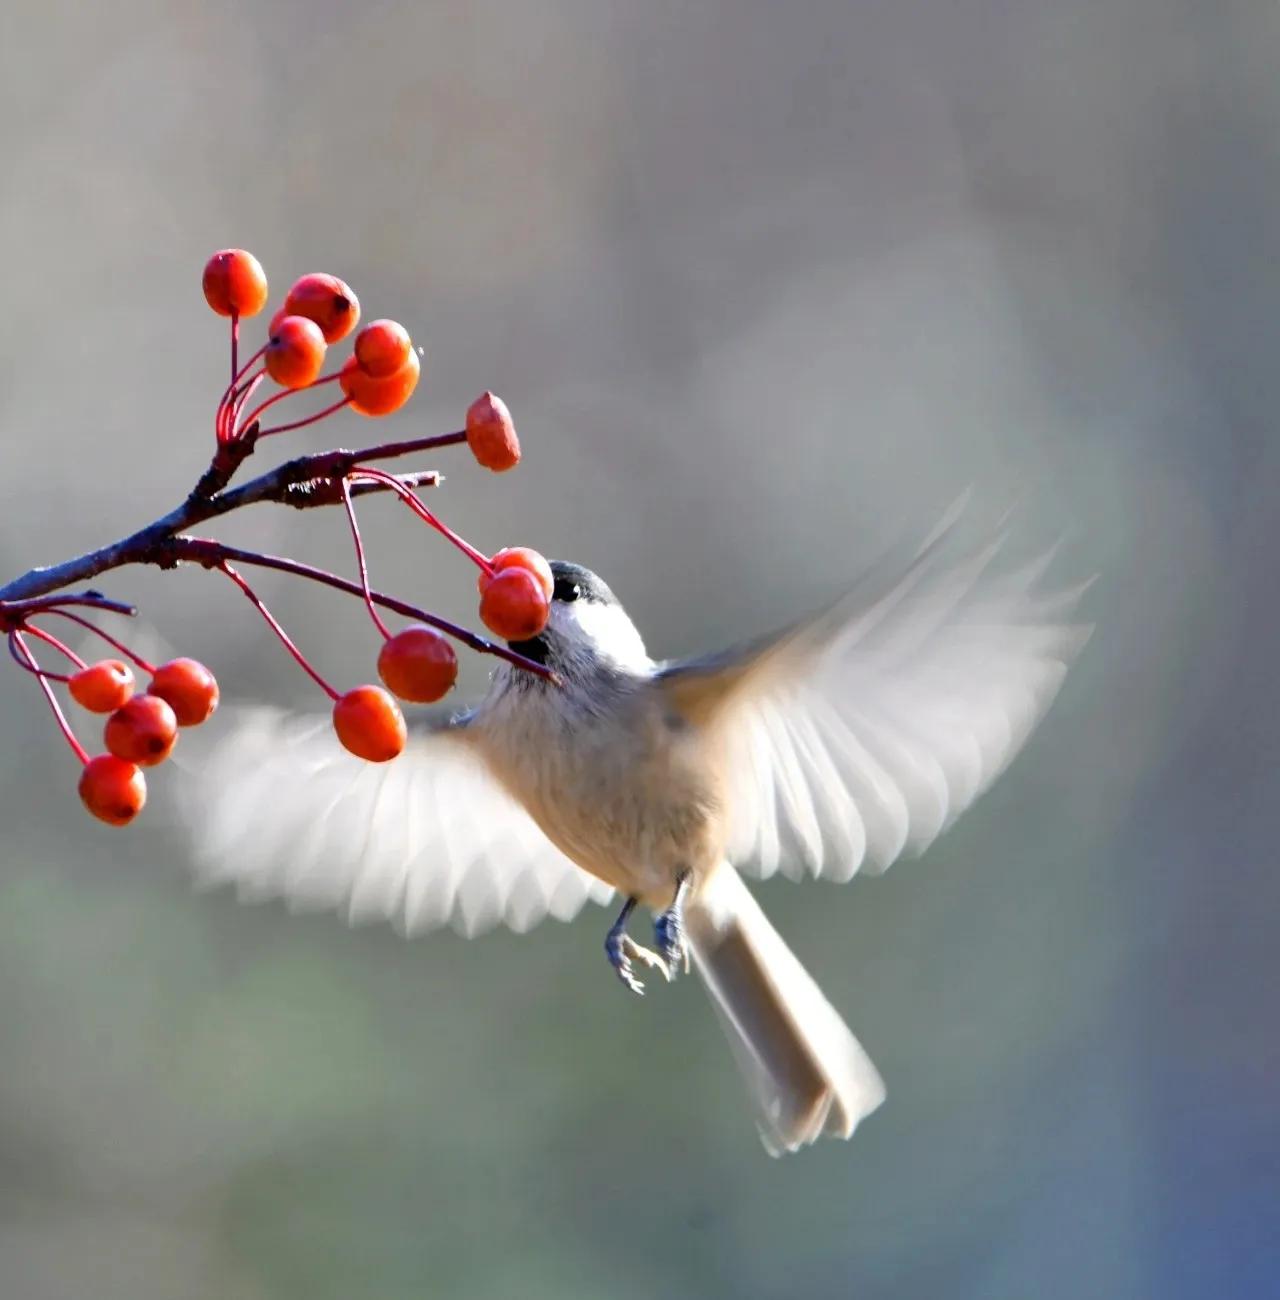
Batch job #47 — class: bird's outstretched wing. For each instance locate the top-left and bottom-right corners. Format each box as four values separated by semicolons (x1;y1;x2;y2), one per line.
657;519;1092;882
173;707;613;937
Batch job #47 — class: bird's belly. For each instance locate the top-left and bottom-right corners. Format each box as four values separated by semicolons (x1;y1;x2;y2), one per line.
479;709;722;905
534;779;717;902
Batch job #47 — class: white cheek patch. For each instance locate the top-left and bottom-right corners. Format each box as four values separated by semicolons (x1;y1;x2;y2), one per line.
564;600;652;672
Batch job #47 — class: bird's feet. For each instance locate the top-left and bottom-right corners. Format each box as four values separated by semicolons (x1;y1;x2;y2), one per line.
605;897;670;996
654;872;691;978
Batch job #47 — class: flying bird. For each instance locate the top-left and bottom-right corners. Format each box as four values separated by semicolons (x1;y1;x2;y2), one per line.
180;512;1091;1155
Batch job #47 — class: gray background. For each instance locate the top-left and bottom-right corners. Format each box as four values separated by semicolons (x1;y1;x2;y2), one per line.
1;2;1277;1297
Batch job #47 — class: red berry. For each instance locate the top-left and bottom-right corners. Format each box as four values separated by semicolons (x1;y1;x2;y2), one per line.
202;249;269;318
264;314;327;389
79;754;147;826
465;392;520;472
148;658;220;726
332;685;407;762
68;659;135;713
283;273;360;343
479;547;553;601
377;625;459;704
338;350;420;416
354;319;413;378
478;568;551;641
104;695;178;767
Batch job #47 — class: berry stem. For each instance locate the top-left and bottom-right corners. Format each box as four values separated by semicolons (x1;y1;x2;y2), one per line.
218;561;340;701
240;373;344;438
216;346;269;443
349;468;494;575
42;609;156;674
174;537;556;681
9;632;89;763
230;312;240;386
256;394;351;439
7;632;71;683
340;478;392;640
22;623;88;670
227;369;266;440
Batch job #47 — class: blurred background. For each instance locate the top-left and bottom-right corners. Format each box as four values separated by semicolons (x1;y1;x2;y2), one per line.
1;1;1277;1296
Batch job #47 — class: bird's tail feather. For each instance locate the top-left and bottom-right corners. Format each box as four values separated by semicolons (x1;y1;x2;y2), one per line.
686;864;885;1156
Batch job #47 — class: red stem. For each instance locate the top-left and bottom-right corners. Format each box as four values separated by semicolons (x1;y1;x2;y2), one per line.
349;468;494;575
10;632;88;763
241;372;344;437
257;395;351;439
217;343;268;439
340;478;392;639
175;537;557;681
23;623;88;670
217;324;258;442
42;609;156;674
228;370;267;440
8;633;71;683
219;561;340;701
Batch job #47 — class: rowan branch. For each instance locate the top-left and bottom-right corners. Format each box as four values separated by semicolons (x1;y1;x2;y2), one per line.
0;430;466;607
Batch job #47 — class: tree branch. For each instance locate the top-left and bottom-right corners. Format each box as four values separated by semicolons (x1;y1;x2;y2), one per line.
0;430;467;606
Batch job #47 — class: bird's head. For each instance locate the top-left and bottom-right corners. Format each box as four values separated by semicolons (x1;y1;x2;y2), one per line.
506;561;651;681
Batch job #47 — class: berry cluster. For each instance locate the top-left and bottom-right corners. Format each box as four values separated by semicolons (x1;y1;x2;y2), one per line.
4;614;218;827
1;248;557;825
203;252;421;445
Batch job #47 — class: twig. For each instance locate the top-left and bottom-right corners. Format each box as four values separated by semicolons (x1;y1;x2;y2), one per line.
171;536;556;681
0;591;137;628
0;416;544;691
0;432;465;606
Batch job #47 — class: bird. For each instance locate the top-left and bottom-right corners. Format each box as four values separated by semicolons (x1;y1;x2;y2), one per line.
178;511;1091;1156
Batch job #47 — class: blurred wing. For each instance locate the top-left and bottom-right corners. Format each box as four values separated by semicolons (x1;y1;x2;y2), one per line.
174;707;613;937
658;519;1092;882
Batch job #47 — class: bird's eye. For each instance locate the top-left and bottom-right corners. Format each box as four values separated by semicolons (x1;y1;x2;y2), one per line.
554;578;580;603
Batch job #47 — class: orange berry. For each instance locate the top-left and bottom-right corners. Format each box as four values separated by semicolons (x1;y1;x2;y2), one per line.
332;685;407;762
354;319;413;378
264;314;327;389
148;658;220;726
465;392;520;472
479;547;553;601
283;272;360;343
377;625;458;703
478;567;551;641
79;754;147;826
338;350;420;416
104;695;178;767
68;659;135;713
202;249;269;318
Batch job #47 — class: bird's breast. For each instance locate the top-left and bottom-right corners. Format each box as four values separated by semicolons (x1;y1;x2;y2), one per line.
473;684;724;903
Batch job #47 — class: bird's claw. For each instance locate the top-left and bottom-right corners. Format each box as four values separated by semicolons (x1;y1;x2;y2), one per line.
605;928;670;996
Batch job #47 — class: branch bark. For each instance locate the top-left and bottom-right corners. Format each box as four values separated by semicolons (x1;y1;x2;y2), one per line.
0;425;554;678
0;431;465;605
